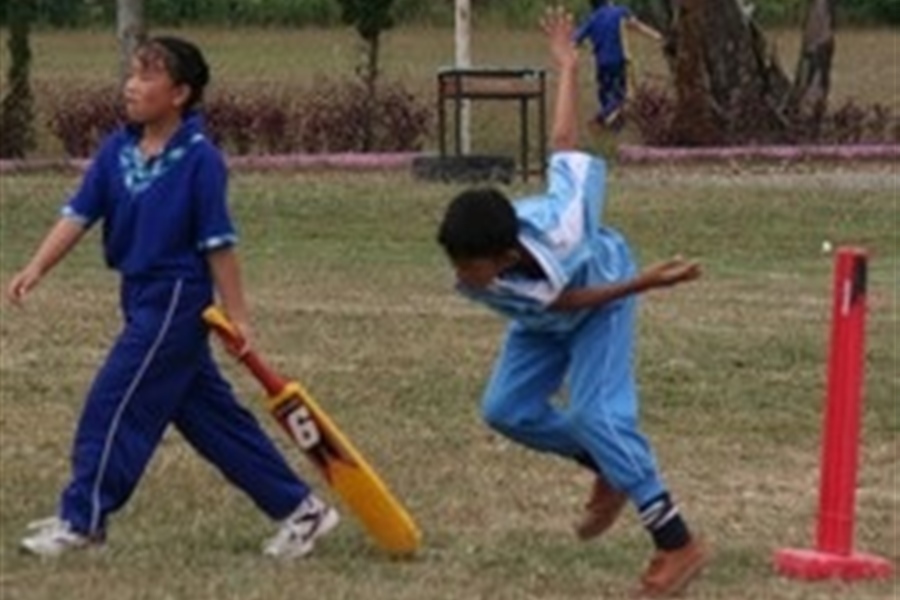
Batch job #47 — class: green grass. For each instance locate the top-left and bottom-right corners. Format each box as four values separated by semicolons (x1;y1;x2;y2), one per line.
1;164;897;599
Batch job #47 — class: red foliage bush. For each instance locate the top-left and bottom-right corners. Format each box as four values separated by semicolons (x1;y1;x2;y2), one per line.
298;78;431;153
46;78;432;157
627;83;900;146
47;85;124;157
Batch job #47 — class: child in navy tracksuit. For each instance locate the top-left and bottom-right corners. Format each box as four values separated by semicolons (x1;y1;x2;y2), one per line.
574;0;662;127
8;37;338;559
438;9;708;597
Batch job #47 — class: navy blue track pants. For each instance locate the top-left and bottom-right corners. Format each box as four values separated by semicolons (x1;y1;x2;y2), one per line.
59;277;309;536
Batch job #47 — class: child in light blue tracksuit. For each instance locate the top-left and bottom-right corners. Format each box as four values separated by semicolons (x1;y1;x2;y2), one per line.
437;8;708;597
8;36;338;559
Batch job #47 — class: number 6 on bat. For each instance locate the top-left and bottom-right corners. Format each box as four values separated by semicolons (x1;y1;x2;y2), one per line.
286;406;321;449
202;306;421;556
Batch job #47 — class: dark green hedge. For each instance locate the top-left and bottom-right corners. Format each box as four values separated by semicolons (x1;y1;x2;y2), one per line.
2;0;898;28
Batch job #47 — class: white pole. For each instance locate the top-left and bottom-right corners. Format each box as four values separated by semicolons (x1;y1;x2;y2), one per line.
117;0;146;84
455;0;471;154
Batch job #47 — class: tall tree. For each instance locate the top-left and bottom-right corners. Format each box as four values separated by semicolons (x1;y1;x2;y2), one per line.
337;0;396;151
668;0;721;145
0;0;36;158
790;0;836;122
656;0;837;145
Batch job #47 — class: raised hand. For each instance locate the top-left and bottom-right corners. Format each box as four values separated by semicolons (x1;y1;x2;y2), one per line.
540;5;578;70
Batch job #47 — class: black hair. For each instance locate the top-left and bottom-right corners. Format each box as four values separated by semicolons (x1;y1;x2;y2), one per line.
591;0;610;8
437;188;519;260
134;36;210;110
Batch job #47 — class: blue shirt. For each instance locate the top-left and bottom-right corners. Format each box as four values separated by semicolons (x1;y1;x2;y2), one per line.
62;112;237;280
458;152;635;333
574;5;633;66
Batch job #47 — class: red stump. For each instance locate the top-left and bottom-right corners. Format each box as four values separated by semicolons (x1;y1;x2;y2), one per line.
774;247;893;581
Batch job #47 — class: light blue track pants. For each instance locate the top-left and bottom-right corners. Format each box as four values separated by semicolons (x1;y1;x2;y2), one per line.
482;295;665;508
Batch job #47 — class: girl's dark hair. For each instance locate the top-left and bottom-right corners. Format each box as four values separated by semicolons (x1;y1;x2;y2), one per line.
437;188;519;260
134;36;210;110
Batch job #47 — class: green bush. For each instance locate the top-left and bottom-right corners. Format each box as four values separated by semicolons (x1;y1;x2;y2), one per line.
10;0;899;29
391;0;453;27
228;0;340;27
143;0;340;27
752;0;807;25
36;0;84;27
145;0;231;26
842;0;900;24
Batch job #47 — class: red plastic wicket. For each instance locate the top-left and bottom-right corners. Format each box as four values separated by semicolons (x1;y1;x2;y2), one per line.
774;247;893;581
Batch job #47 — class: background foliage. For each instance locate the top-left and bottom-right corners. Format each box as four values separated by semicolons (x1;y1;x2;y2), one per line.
1;0;897;28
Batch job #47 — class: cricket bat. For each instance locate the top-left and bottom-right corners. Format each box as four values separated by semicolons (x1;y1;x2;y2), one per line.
202;306;421;556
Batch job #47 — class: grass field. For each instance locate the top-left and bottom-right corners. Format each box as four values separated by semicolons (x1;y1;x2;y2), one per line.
0;162;897;599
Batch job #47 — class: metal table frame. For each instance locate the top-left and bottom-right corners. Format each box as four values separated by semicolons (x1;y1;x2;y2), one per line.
437;67;547;181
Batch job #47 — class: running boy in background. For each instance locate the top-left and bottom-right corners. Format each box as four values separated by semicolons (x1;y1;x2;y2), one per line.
7;37;338;559
437;7;709;597
575;0;662;128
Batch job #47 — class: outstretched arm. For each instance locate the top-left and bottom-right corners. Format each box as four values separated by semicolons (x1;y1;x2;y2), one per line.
542;6;581;151
627;16;663;42
6;218;87;305
550;256;701;311
572;14;594;46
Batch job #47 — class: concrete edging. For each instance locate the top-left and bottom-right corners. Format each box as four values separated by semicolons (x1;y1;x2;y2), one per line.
617;144;900;164
2;145;898;175
0;152;423;175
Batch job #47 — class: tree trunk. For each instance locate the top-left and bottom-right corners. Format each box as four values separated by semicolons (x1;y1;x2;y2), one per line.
362;32;380;152
117;0;147;83
0;0;36;158
669;0;721;145
667;0;794;144
790;0;836;124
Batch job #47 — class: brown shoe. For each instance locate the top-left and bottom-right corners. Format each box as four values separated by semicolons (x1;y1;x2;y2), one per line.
637;537;711;598
574;475;627;541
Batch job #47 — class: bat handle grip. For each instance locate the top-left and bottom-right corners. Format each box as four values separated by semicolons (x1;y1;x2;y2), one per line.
202;306;288;396
202;306;244;345
239;352;288;397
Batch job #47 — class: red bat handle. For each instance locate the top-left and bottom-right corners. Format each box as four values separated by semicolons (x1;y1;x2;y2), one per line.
202;306;289;396
237;350;288;397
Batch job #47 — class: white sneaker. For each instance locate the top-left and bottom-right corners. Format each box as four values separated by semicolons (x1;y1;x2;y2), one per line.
263;495;339;558
20;517;92;557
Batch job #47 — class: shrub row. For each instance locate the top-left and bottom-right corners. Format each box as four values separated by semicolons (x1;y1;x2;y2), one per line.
41;79;898;158
627;83;900;147
46;78;432;157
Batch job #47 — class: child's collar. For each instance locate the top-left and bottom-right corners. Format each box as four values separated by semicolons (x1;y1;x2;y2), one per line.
126;110;204;148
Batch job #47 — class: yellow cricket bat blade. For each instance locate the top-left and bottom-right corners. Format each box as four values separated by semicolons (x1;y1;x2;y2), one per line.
269;382;422;555
202;306;421;555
